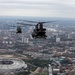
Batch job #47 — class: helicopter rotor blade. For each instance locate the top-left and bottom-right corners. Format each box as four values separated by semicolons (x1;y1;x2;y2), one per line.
11;26;17;27
22;20;57;24
17;22;35;26
19;20;38;23
39;21;57;23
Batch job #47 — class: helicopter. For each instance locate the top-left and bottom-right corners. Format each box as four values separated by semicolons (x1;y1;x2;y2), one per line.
14;20;55;39
16;26;22;33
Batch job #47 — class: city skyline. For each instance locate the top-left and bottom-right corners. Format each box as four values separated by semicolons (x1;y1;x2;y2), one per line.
0;0;75;18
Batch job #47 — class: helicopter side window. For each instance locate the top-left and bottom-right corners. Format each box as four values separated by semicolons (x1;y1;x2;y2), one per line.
38;24;40;29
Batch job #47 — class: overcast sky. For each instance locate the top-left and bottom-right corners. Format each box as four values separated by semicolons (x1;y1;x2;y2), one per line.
0;0;75;18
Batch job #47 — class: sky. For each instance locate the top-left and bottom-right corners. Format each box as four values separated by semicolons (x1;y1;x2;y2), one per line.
0;0;75;18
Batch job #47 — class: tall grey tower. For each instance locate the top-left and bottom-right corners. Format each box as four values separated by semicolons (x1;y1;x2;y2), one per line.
48;64;53;75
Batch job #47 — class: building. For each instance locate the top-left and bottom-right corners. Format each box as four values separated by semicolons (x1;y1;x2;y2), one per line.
0;58;27;75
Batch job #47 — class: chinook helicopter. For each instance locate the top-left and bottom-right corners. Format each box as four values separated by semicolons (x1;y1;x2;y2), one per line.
15;20;55;39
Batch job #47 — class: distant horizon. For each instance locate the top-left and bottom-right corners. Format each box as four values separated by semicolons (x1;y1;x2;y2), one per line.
0;16;75;20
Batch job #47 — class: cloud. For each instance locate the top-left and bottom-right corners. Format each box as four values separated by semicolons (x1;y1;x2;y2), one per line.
0;0;75;18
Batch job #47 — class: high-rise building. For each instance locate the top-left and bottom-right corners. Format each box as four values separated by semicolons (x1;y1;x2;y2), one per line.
48;64;53;75
22;34;29;43
56;37;60;43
